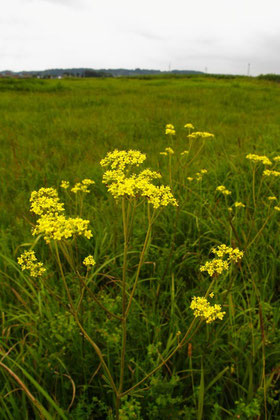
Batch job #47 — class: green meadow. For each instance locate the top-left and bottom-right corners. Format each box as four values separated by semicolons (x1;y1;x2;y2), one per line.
0;75;280;419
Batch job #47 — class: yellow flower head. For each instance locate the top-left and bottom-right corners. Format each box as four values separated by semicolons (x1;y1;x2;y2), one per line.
165;128;176;135
83;255;96;268
268;196;277;201
160;152;168;156
212;244;244;262
200;244;244;276
100;150;146;171
273;156;280;162
246;154;272;166
188;131;214;139
263;169;280;177
184;123;194;130
190;296;225;323
101;151;177;208
181;150;189;156
274;206;280;212
17;251;46;278
216;185;231;196
60;180;70;189
32;214;92;243
165;147;174;154
30;187;64;216
71;179;95;194
234;202;245;208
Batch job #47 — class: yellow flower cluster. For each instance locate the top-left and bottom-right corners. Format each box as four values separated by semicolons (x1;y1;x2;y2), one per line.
246;154;272;165
273;156;280;162
263;169;280;177
17;250;46;278
274;206;280;212
196;169;207;181
190;296;226;323
216;185;231;195
184;123;194;130
165;124;176;135
30;188;64;216
61;180;70;189
200;244;243;276
188;131;214;139
268;196;277;201
234;202;245;208
31;187;92;243
71;179;95;194
211;244;244;263
181;150;189;156
33;214;92;243
100;149;146;171
83;255;96;268
165;147;174;154
200;258;229;276
101;151;178;208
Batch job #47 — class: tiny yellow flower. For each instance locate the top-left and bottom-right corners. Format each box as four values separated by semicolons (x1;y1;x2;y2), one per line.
209;292;214;298
187;177;193;181
60;180;70;189
188;131;214;139
165;147;174;154
160;152;168;156
234;202;245;208
268;196;277;201
83;255;96;268
263;169;280;177
274;206;280;212
184;123;194;130
165;124;175;135
216;185;231;195
246;154;272;166
181;150;189;156
165;128;176;135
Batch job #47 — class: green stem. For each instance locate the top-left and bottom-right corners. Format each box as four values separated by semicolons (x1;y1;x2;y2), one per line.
125;207;154;317
245;212;272;251
169;154;172;187
119;198;129;394
252;165;256;209
187;140;205;168
78;275;122;320
120;318;198;397
54;241;118;397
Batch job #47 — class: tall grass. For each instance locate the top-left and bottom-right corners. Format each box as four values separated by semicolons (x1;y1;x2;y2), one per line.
0;76;280;419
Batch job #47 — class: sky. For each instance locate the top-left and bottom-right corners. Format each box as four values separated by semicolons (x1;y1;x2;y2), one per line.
1;0;280;75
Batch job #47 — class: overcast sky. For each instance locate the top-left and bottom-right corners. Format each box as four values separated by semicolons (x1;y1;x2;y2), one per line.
1;0;280;75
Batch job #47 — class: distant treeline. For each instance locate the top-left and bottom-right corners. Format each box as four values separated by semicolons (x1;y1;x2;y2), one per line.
0;68;204;79
257;74;280;82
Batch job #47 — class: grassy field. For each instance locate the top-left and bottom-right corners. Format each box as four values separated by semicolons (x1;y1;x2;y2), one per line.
0;75;280;419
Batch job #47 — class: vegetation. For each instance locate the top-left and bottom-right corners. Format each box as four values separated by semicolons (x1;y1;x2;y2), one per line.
0;75;280;419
